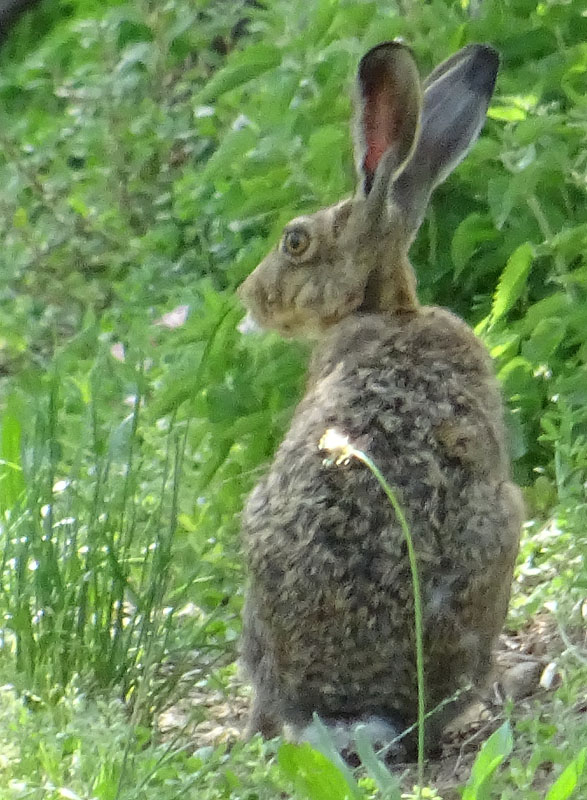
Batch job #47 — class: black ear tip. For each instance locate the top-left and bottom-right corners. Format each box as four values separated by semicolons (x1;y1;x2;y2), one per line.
466;44;500;95
473;44;500;72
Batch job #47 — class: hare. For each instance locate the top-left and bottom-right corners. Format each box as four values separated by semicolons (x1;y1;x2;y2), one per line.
238;41;523;758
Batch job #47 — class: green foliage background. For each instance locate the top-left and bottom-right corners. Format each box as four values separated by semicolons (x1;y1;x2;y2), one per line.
0;0;585;798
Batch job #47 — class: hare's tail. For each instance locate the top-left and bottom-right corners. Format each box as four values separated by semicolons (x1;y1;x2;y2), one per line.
292;714;403;762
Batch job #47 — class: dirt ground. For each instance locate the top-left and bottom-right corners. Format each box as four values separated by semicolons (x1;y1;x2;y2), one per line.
157;613;585;797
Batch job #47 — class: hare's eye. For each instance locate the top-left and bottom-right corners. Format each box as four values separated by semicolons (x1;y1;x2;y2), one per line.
282;228;311;257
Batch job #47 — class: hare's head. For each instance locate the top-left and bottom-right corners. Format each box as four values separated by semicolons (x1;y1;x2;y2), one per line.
239;42;498;337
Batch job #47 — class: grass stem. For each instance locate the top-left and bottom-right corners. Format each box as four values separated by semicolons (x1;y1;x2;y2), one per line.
320;429;426;794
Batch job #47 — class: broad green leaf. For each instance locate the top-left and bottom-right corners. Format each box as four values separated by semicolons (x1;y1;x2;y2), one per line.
305;125;347;184
563;265;587;290
237;181;300;217
117;42;153;72
522;317;566;364
512;114;565;146
498;356;534;394
451;213;497;277
278;742;358;800
515;293;569;337
555;366;587;406
498;27;557;64
545;748;586;800
195;43;282;103
547;224;587;261
487;331;520;359
492;242;534;322
307;713;360;794
504;408;527;460
487;106;526;121
200;125;259;182
328;1;377;38
487;177;516;230
205;384;247;423
462;721;513;800
13;207;28;227
68;195;91;218
309;0;340;44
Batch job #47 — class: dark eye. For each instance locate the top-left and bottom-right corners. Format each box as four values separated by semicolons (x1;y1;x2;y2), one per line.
282;227;311;257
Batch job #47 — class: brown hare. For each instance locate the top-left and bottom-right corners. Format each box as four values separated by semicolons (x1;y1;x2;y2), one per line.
238;41;523;759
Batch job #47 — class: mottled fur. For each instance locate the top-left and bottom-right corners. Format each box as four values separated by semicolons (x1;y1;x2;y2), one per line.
238;42;523;756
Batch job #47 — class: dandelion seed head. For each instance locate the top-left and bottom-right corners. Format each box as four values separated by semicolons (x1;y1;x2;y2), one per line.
319;428;353;466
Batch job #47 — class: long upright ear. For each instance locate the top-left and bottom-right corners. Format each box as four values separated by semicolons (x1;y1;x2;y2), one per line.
354;42;422;202
392;44;499;235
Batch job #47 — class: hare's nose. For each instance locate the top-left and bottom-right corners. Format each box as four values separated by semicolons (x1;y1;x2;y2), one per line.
237;274;257;307
238;274;273;316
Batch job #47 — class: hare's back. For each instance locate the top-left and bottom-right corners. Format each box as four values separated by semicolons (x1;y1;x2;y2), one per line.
242;308;519;720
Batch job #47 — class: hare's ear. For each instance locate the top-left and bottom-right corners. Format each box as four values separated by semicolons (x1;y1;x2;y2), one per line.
354;42;422;200
392;44;499;234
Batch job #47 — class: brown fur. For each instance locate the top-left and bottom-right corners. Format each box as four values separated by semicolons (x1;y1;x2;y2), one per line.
238;42;521;757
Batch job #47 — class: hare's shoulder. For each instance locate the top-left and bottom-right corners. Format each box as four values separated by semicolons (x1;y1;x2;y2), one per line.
301;308;508;477
309;307;495;385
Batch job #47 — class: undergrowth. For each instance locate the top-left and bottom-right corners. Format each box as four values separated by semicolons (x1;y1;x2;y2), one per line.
0;0;585;798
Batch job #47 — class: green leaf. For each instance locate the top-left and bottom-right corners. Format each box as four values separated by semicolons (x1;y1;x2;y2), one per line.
487;106;527;121
278;742;358;800
353;725;401;799
462;721;513;800
498;356;534;396
305;125;347;184
451;213;497;277
0;395;26;512
117;41;153;72
195;43;282;103
205;384;247;423
13;207;28;227
515;293;569;337
492;242;534;322
201;125;259;182
306;713;360;794
309;0;340;44
521;317;566;364
545;749;586;800
505;408;527;461
546;224;587;261
487;177;516;230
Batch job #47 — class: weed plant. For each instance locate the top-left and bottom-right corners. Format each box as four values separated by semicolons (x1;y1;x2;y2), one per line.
0;0;585;798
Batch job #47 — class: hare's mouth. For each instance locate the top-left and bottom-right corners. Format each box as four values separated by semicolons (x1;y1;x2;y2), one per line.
268;309;350;339
239;306;338;339
239;283;365;338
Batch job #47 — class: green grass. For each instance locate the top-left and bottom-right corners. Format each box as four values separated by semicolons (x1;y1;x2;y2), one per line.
0;679;287;799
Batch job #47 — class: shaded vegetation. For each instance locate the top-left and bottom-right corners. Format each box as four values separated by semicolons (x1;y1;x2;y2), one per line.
0;0;585;798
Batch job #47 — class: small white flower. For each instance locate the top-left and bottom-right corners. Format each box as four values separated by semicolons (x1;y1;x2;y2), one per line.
154;304;189;329
110;342;125;362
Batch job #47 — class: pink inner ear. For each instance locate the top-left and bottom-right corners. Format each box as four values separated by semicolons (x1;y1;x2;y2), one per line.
362;82;398;184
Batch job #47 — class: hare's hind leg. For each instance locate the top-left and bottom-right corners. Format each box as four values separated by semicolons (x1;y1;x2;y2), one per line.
246;689;282;739
467;480;524;680
411;480;524;757
241;594;283;739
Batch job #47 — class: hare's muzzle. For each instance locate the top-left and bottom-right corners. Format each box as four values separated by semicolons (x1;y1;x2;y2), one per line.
237;274;304;337
238;271;269;320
